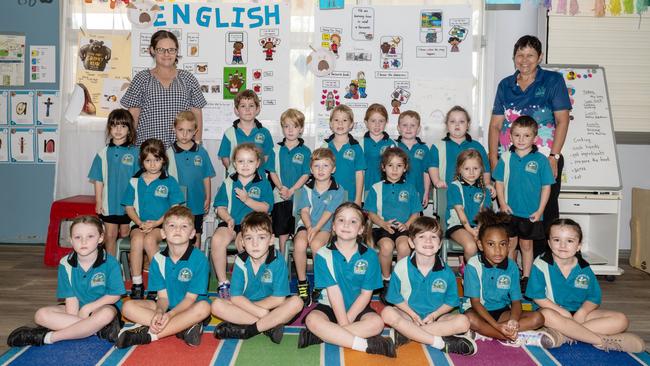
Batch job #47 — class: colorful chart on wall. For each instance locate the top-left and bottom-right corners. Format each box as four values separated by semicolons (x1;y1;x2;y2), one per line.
312;5;473;142
129;2;290;140
36;127;57;163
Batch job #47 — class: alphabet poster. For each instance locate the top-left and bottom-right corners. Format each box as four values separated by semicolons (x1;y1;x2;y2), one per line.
10;127;34;162
129;3;290;139
10;91;34;125
0;91;7;125
36;90;59;125
36;127;57;163
0;128;8;162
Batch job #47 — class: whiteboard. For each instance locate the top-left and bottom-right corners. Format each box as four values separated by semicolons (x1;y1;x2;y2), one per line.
544;65;621;191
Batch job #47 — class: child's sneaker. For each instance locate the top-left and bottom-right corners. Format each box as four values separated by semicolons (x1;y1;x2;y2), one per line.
540;326;566;348
213;322;248;339
179;323;203;346
468;329;493;342
263;325;284;344
218;282;231;299
311;288;322;304
116;325;151;349
297;328;323;348
379;280;390;305
390;328;410;348
297;281;311;306
7;326;49;347
596;332;646;353
517;330;554;348
146;291;158;301
97;313;123;343
130;284;144;300
442;335;478;356
520;276;529;296
498;338;523;348
366;335;397;358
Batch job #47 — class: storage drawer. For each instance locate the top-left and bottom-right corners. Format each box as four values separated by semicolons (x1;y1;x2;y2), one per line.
559;198;618;214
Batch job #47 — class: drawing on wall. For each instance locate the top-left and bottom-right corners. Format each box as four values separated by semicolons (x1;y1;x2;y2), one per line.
37;127;57;163
226;32;247;65
307;47;337;77
126;1;161;29
260;37;280;61
420;10;443;43
0;91;7;125
0;128;8;162
36;90;60;125
10;128;34;162
223;67;247;100
10;91;34;125
79;39;112;72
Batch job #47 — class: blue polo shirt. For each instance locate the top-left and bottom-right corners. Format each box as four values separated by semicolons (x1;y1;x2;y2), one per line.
493;146;555;219
492;66;572;156
396;137;431;196
148;245;209;309
213;172;274;225
121;170;185;221
526;252;601;312
57;248;125;308
295;177;346;232
464;254;522;311
88;141;139;216
429;135;490;184
324;134;366;201
446;180;492;229
386;254;460;319
314;242;382;311
168;142;216;215
231;249;290;302
217;119;274;174
362;132;397;192
365;179;421;224
267;138;311;202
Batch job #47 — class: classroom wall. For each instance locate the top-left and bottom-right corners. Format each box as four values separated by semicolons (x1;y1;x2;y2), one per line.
617;144;650;250
0;1;60;243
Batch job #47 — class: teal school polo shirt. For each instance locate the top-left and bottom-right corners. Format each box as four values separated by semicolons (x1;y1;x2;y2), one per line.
463;254;522;311
429;135;491;184
365;179;421;224
396;137;431;196
213;173;274;225
324;134;366;201
168;142;216;215
217;119;274;175
446;179;492;229
294;177;346;232
362;132;396;192
121;170;185;221
231;249;290;302
148;246;209;309
88;141;139;216
267;138;311;202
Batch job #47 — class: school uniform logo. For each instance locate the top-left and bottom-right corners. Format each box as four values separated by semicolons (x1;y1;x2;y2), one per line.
323;194;331;205
414;148;425;160
261;269;273;283
380;145;389;154
473;192;484;204
535;86;546;98
343;148;355;161
574;274;590;289
354;259;368;275
178;268;193;282
193;156;203;167
292;153;305;164
90;272;106;287
431;279;447;293
525;161;539;174
248;186;261;199
255;133;266;144
121;154;134;166
496;275;511;290
398;191;409;202
155;185;169;198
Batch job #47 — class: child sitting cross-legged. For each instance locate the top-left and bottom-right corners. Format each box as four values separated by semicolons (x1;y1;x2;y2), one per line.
211;212;303;344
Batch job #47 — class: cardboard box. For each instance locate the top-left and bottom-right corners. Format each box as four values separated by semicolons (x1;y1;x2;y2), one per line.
630;188;650;273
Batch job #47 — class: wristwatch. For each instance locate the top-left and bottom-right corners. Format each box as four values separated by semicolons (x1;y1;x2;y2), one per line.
550;153;561;160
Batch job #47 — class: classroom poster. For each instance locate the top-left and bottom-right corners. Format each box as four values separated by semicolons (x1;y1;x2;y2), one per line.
76;32;132;117
36;127;57;163
36;90;59;125
10;91;34;125
30;45;56;83
10;127;34;162
0;34;26;86
0;128;8;162
0;91;7;125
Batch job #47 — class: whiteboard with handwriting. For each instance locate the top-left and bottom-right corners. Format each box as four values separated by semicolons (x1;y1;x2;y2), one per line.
544;65;622;191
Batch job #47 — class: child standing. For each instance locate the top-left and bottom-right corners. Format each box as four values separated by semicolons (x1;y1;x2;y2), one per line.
493;116;554;283
88;108;139;256
210;143;274;299
446;149;494;261
526;219;645;352
292;148;346;305
298;202;396;358
323;104;366;205
429;106;492;188
167;111;216;247
366;147;421;303
8;216;125;346
218;89;273;175
361;103;396;194
122;138;185;300
117;206;211;348
396;110;431;208
212;212;303;344
381;216;476;355
268;109;311;254
463;210;552;347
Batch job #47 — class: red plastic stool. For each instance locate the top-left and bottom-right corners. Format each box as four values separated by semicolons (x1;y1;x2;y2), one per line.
44;195;96;266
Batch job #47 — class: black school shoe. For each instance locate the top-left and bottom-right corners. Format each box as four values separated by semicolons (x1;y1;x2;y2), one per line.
146;291;158;301
130;284;144;300
442;335;477;356
213;322;248;339
116;325;151;349
379;280;391;305
297;281;311;306
391;328;411;348
7;326;49;347
177;322;203;346
97;313;124;343
366;335;397;358
297;328;323;348
263;325;284;344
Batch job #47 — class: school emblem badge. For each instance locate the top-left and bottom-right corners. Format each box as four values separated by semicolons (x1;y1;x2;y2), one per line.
90;272;106;287
261;269;273;283
193;156;203;166
155;185;169;198
497;275;511;290
121;154;134;166
255;133;265;144
343;148;355;161
535;86;546;97
574;274;589;289
414;148;425;160
178;268;193;282
248;186;261;199
431;279;447;293
293;153;304;164
354;259;368;275
380;145;389;154
398;190;409;202
525;161;539;174
473;192;484;204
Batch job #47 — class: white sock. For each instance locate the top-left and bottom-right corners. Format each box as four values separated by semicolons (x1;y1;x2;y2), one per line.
352;336;368;352
132;276;143;285
383;276;391;282
43;331;54;344
148;331;158;342
431;336;445;349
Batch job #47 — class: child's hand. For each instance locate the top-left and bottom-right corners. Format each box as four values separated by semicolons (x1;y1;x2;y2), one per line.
383;219;396;234
203;198;210;214
394;221;407;232
139;221;153;233
95;201;103;215
572;310;587;324
225;217;235;231
150;311;169;334
500;204;513;215
307;227;317;242
497;322;517;340
486;184;497;198
506;319;520;332
422;312;437;324
421;192;429;208
469;227;479;240
234;187;249;204
434;180;447;189
78;305;92;319
279;186;291;200
529;210;542;223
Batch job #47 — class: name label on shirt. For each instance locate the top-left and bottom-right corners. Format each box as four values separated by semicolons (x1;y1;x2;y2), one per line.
178;268;193;282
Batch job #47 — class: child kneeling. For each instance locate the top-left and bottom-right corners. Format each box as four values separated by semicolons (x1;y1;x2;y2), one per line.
212;212;303;344
381;216;476;356
116;206;211;348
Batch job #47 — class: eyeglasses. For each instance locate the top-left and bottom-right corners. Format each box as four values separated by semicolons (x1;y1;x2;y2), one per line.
154;47;178;55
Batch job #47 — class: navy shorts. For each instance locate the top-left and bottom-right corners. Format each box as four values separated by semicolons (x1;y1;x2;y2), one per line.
311;303;376;323
99;214;131;225
372;227;409;244
217;221;242;234
193;214;204;233
509;215;545;240
271;200;295;236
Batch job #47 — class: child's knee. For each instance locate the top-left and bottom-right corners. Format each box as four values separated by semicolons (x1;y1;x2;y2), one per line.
612;311;629;330
456;314;471;331
286;296;304;312
380;307;399;325
530;311;545;328
193;300;212;318
540;308;561;326
34;307;49;325
378;239;395;253
520;240;532;250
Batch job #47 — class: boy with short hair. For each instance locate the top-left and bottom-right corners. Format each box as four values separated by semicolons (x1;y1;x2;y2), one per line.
381;216;476;356
167;111;216;246
396;110;433;208
493;115;555;284
211;212;303;344
268;108;311;254
218;89;274;175
116;206;211;348
292;148;346;305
